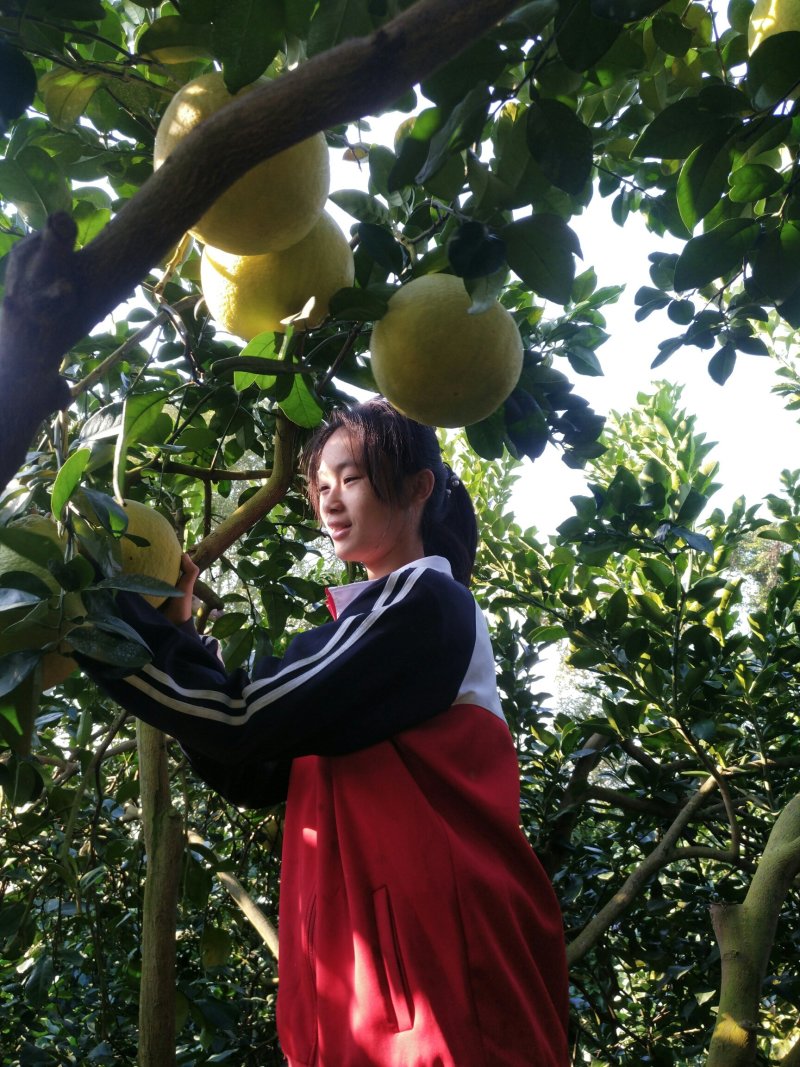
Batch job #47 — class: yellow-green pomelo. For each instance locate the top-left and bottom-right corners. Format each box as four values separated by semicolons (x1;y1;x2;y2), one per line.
120;500;183;608
201;211;355;339
369;273;524;427
748;0;800;50
153;72;330;255
0;515;83;690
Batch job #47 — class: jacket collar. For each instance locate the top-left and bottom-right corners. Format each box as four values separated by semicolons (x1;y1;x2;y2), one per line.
325;555;453;620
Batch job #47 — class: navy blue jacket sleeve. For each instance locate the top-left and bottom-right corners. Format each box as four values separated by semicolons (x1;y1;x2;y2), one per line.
81;565;476;803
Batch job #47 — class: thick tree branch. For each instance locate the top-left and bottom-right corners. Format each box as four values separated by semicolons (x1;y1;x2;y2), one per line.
0;0;521;496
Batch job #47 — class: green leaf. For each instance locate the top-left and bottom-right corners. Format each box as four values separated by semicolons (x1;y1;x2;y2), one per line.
525;99;593;195
651;11;693;55
566;345;603;376
415;83;490;185
707;342;737;386
66;626;152;669
677;135;733;232
751;223;800;304
93;575;182;598
673;219;759;292
502;214;582;304
307;0;373;57
673;527;714;553
38;69;103;130
634;99;739;160
747;31;800;110
604;588;629;629
328;286;389;321
728;163;783;204
112;392;167;501
51;448;91;522
213;0;284;93
555;0;621;72
356;222;406;275
447;221;507;279
137;15;212;62
0;650;40;699
465;267;508;314
590;0;668;19
0;146;71;230
0;42;37;126
465;407;506;460
329;189;390;225
25;0;105;17
234;333;280;391
279;376;323;429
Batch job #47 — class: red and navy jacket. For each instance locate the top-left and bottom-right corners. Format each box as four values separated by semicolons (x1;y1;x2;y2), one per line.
86;555;569;1066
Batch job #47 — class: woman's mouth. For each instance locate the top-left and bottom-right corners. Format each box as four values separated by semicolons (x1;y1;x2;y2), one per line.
326;522;351;541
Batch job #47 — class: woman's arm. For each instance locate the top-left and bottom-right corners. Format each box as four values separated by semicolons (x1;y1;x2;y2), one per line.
82;564;477;770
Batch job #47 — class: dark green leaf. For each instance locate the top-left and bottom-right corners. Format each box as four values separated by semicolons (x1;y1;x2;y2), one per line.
328;286;389;321
0;650;40;698
590;0;668;19
502;214;582;304
307;0;373;57
634;100;739;160
415;83;490;185
673;219;759;291
708;342;737;385
677;135;733;232
526;99;593;195
747;31;800;110
66;626;152;669
555;0;622;72
447;221;507;279
751;223;800;304
213;0;284;93
465;407;506;460
356;222;406;275
673;527;714;553
0;42;37;127
651;11;693;55
93;575;182;597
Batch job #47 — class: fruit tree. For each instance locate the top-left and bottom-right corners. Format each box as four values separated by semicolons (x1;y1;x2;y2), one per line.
2;1;800;1064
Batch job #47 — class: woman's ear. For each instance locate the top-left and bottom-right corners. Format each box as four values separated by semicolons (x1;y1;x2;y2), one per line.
412;468;435;504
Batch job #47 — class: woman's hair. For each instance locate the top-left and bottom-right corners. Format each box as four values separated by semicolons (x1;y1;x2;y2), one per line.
303;399;478;586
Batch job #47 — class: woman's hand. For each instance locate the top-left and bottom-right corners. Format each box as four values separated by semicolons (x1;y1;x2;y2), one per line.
161;552;200;626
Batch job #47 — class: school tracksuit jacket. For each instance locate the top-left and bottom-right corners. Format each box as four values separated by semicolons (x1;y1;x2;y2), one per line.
86;555;569;1066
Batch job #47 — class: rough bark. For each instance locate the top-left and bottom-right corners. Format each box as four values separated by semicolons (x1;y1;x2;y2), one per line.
137;721;184;1067
0;0;521;496
707;794;800;1067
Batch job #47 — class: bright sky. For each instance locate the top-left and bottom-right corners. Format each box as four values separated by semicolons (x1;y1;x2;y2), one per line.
329;124;800;539
509;205;800;535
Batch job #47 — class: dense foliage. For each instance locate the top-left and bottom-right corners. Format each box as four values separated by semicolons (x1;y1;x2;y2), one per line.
2;1;800;1064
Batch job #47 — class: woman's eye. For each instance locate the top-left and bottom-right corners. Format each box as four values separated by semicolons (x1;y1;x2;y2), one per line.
344;476;360;484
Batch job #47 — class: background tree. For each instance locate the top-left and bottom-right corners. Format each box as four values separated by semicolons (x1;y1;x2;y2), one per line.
3;1;800;1065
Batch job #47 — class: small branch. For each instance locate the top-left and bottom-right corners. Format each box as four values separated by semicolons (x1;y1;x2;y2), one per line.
69;295;197;399
566;775;719;966
190;415;298;572
187;831;279;960
131;461;274;483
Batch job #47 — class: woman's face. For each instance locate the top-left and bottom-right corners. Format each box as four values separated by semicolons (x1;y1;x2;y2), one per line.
316;429;431;580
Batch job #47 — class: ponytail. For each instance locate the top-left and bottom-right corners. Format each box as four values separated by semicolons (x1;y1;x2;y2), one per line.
304;400;478;586
420;465;477;587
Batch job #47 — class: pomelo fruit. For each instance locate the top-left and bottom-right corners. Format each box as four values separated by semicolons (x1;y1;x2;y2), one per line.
120;499;183;608
369;273;523;427
748;0;800;50
201;211;355;339
153;72;330;255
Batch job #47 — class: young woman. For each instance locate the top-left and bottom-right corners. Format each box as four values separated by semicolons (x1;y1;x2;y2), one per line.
86;399;570;1066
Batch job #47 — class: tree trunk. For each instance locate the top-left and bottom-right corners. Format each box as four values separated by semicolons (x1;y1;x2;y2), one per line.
707;794;800;1067
137;721;184;1067
0;0;521;497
